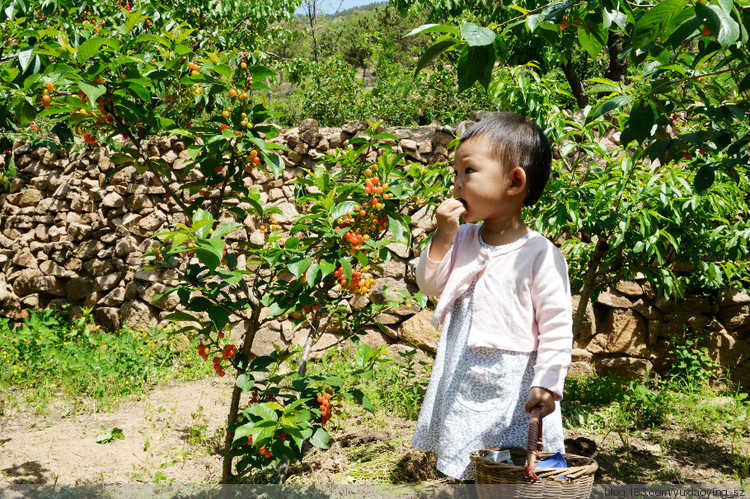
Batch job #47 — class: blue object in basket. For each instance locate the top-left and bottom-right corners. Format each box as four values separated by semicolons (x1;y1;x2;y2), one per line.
535;452;568;480
535;452;568;469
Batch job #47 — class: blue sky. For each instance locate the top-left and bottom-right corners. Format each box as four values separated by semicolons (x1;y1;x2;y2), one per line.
295;0;387;15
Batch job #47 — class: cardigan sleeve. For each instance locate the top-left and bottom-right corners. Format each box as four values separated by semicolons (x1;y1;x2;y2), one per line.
529;243;573;400
415;234;455;297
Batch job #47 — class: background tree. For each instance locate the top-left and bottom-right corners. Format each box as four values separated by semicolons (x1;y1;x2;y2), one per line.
401;0;750;336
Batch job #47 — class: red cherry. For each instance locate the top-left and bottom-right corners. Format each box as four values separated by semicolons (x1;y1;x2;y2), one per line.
702;27;711;36
683;152;691;159
219;123;228;130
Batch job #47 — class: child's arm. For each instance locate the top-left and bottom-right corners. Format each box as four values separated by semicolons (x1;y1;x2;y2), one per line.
528;245;574;405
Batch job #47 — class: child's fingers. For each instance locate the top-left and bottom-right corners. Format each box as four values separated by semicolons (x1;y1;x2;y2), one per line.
438;198;466;217
524;387;556;417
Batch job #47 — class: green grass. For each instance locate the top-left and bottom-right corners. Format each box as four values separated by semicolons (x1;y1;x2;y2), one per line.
0;306;211;414
563;356;750;484
303;345;431;421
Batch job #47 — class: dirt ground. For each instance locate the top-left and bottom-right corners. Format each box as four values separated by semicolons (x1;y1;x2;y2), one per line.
1;377;746;486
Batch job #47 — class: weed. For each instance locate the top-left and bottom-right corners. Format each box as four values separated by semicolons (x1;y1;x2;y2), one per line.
303;346;431;420
0;306;211;413
667;332;721;392
565;374;628;405
622;381;668;429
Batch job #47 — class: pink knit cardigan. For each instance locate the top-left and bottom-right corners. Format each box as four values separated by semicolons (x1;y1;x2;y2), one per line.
416;224;573;399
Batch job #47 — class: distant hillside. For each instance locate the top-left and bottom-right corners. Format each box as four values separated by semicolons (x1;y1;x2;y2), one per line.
294;1;388;20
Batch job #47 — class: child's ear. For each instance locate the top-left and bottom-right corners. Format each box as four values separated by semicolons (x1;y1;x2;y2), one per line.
507;166;527;196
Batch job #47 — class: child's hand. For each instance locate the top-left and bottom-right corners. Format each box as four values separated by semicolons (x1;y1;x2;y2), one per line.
429;198;466;261
523;386;556;418
435;198;465;237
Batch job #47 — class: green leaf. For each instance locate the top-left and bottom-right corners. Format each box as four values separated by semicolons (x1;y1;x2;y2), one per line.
207;304;229;331
232;423;254;443
17;46;35;73
350;389;376;413
110;153;134;165
77;37;120;64
134;33;170;47
354;344;373;368
628;100;658;143
236;374;255;393
196;248;221;270
248;403;278;422
127;82;151;102
587;96;634;123
739;73;750;94
457;44;495;92
694;165;715;192
695;2;740;49
187;296;212;312
305;261;321;284
78;81;106;109
578;27;606;58
213;222;243;239
414;35;459;76
268;301;285;318
309;427;330;449
330;201;359;222
284;237;301;249
406;23;461;38
125;10;149;31
288;257;313;279
96;427;124;444
461;22;495;46
387;215;404;243
16;100;36;126
263;153;284;179
248;65;276;80
666;8;701;48
526;14;545;32
339;258;352;282
318;259;336;278
632;0;687;50
163;311;200;323
213;64;232;79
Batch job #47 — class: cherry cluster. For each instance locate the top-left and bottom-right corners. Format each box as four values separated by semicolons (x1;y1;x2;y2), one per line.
317;392;333;424
335;207;388;254
333;268;375;295
245;149;261;171
40;81;54;108
197;341;236;377
259;214;280;236
187;61;201;76
115;0;132;11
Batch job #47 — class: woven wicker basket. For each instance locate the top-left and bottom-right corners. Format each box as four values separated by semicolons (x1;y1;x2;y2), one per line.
470;408;598;499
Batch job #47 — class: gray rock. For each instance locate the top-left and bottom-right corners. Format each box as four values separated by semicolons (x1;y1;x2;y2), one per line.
95;307;121;331
595;356;653;381
121;299;160;328
398;309;438;353
596;289;632;308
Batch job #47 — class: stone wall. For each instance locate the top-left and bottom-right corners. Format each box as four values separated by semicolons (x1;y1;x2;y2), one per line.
1;118;748;386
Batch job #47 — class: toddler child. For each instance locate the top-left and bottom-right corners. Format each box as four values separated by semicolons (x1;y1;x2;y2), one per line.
412;112;573;480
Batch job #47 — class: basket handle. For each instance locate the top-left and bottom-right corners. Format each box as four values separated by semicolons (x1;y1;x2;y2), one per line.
526;406;542;454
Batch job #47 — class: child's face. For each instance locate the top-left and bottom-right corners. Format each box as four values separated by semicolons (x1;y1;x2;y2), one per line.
452;136;513;224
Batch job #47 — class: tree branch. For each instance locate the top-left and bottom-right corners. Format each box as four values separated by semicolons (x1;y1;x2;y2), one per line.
651;63;750;94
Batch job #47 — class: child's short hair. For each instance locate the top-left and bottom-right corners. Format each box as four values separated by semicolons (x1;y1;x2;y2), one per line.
459;112;552;207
